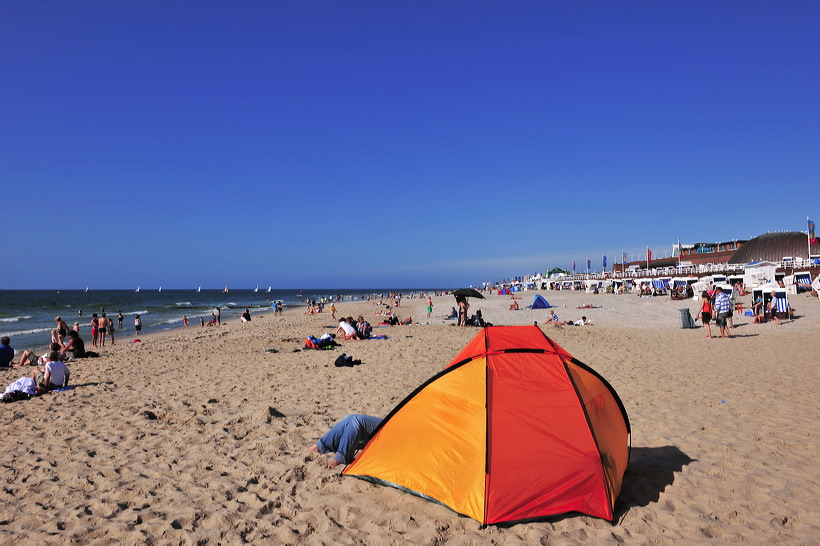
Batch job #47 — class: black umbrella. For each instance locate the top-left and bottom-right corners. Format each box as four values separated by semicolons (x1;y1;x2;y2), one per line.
452;288;485;299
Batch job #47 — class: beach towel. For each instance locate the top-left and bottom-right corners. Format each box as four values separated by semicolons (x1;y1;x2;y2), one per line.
4;376;38;396
363;335;389;340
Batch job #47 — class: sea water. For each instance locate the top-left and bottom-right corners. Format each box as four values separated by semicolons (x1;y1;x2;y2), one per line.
0;288;437;356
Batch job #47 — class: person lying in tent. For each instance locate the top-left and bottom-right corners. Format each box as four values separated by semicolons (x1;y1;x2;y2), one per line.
306;414;383;468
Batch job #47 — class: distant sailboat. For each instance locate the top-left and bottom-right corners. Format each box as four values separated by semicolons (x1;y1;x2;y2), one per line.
158;287;162;292
223;286;229;293
197;286;201;292
254;285;259;293
136;286;140;292
266;286;272;293
84;287;89;292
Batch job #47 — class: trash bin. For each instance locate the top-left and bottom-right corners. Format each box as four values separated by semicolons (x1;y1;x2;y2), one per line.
679;308;696;329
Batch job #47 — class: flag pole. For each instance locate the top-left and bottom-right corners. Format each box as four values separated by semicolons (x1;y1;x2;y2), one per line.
808;217;812;260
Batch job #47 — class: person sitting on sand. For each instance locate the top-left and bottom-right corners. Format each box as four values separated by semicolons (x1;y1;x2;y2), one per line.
336;319;359;340
356;316;372;339
31;351;70;391
509;300;519;310
61;330;86;359
0;336;15;367
306;414;383;468
445;307;458;319
241;309;252;322
545;310;560;324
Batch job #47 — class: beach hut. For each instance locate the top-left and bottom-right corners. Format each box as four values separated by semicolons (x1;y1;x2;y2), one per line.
784;271;813;294
752;285;789;319
342;326;631;525
743;261;778;289
670;277;697;299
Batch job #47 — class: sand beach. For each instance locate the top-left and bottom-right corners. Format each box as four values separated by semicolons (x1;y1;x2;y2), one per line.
1;290;818;544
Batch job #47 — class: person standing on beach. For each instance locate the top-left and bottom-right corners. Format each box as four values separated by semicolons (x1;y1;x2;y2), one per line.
329;302;336;320
55;317;69;346
457;297;469;327
426;295;433;323
182;315;189;328
78;308;83;317
108;318;115;345
117;311;124;330
98;313;108;347
693;291;713;338
90;313;99;347
200;316;205;327
216;308;221;326
134;314;142;335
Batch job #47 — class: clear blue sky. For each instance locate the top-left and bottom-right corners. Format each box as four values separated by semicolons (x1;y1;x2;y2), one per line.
2;1;818;289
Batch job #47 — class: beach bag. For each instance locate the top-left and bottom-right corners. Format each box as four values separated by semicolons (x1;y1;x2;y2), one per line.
304;338;319;349
335;354;353;367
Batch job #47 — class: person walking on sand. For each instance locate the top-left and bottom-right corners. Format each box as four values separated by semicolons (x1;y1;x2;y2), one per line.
712;286;732;339
694;291;713;339
426;295;433;323
134;314;142;335
182;315;189;328
329;302;336;320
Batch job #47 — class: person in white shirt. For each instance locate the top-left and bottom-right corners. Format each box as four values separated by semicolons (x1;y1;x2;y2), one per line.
31;351;70;391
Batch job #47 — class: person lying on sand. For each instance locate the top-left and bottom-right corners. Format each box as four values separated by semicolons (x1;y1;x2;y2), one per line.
576;304;600;309
306;414;383;468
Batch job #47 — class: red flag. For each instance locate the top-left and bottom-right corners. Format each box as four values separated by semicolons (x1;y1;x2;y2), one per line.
647;248;652;262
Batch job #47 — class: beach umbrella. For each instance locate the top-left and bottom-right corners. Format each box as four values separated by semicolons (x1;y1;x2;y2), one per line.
452;288;485;299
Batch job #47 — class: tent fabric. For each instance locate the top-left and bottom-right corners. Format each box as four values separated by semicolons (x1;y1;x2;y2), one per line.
529;294;552;309
343;326;630;525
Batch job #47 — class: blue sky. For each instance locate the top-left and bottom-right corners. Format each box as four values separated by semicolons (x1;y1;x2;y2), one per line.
2;1;818;289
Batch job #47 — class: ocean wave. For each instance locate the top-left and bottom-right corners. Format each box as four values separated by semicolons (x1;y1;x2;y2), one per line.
156;317;187;326
0;315;32;323
0;327;51;337
121;310;149;316
174;302;193;307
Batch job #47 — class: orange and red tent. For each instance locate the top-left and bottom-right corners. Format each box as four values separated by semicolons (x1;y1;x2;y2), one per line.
342;325;630;524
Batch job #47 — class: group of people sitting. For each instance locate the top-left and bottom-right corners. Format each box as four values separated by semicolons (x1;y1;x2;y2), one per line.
749;291;786;325
1;337;72;394
1;330;86;371
336;316;373;340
